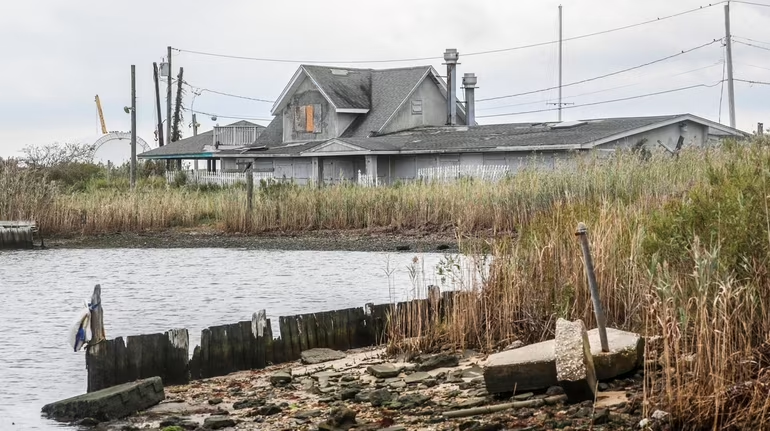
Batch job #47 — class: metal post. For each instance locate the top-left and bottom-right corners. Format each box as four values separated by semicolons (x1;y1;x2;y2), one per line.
575;222;609;352
558;4;563;122
724;4;736;128
166;46;173;149
130;65;137;190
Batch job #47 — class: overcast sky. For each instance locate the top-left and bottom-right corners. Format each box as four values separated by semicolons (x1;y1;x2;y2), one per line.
1;0;768;162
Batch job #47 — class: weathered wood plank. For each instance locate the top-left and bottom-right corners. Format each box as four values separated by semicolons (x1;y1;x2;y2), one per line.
264;319;274;366
278;317;292;363
190;345;201;380
288;316;301;360
200;328;211;378
306;313;318;350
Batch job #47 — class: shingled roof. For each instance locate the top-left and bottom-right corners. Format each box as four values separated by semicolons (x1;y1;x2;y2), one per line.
301;65;372;110
139;120;264;158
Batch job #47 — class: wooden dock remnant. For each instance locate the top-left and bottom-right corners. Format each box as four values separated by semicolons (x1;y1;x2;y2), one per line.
0;221;42;249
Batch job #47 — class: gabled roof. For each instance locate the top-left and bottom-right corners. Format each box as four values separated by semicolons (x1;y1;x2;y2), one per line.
271;66;373;115
138;120;264;159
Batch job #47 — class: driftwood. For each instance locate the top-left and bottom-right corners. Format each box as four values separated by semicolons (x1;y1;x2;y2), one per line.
442;395;567;419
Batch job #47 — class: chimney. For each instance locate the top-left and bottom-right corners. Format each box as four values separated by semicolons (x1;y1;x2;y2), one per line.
463;73;477;127
444;48;459;126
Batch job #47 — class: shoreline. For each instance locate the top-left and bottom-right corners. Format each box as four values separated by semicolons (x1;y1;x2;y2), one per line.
42;229;461;253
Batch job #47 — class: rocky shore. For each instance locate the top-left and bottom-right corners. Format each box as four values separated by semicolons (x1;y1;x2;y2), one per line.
92;346;650;431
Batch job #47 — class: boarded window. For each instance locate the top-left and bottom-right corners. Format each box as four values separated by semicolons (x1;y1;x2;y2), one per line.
294;104;322;133
411;99;423;115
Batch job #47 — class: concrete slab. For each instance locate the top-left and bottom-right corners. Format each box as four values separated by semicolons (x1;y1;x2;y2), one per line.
483;327;643;394
555;319;598;402
42;377;165;422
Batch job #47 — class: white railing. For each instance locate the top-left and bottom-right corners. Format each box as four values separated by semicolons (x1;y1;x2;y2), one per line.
213;126;262;148
357;169;379;187
166;170;274;186
417;165;510;183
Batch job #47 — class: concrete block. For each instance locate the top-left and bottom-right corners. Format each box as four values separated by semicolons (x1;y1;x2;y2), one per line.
42;377;164;422
483;327;643;395
555;319;597;402
301;348;346;365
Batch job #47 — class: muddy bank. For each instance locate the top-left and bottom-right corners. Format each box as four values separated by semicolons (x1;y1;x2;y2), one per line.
44;229;460;253
89;347;647;431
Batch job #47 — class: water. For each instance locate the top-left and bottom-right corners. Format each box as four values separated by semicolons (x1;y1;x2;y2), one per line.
0;248;446;430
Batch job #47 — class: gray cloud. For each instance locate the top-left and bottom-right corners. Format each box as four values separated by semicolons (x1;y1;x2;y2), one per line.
1;0;767;160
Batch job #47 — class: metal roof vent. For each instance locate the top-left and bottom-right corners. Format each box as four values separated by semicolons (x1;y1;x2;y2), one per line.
551;120;587;129
330;69;350;76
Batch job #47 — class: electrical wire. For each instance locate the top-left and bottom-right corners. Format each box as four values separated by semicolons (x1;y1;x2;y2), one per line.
719;50;726;123
182;81;274;103
735;78;770;85
172;2;723;64
477;61;723;111
733;35;770;46
183;107;272;122
476;81;724;118
733;40;770;52
476;39;723;102
733;0;770;8
735;62;770;72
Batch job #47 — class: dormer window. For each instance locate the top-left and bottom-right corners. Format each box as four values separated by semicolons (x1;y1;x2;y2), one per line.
294;104;322;133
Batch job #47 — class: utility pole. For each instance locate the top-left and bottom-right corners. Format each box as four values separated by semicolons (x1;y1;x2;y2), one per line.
558;4;563;122
130;65;137;190
192;113;199;172
724;4;736;128
166;46;173;151
153;62;165;148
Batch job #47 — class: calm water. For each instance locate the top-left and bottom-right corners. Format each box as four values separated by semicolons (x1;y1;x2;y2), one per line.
0;248;446;430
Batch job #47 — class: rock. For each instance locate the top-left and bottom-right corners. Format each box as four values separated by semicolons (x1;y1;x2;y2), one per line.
404;371;431;384
369;388;393;407
555;319;598;403
513;392;534;401
354;391;371;403
462;365;484;379
598;382;609;391
77;417;100;426
450;397;487;409
203;415;236;429
422;378;438;388
317;407;357;430
651;410;669;420
547;386;565;396
397;393;431;409
389;380;406;389
301;348;346;364
339;387;361;400
41;377;165;422
341;375;357;382
159;416;182;427
312;370;342;380
592;408;610;425
367;364;403;378
208;397;223;405
484;327;643;395
505;340;524;350
270;371;292;386
233;398;265;410
418;353;460;371
256;404;282;416
293;409;323;419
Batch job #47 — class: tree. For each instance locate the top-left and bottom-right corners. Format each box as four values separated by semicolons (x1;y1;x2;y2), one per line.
21;142;96;168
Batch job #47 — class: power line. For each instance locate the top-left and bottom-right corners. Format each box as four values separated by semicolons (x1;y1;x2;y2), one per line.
183;81;275;103
183;107;272;122
733;35;770;46
476;81;724;119
733;40;770;52
735;78;770;85
735;62;770;72
172;2;724;65
476;39;723;102
733;0;770;8
477;61;723;112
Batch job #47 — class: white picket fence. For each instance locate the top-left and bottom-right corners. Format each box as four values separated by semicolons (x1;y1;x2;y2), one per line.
166;170;275;186
417;165;510;183
357;169;379;187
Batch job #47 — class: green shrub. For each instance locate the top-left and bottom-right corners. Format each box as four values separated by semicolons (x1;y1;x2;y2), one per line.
172;171;188;187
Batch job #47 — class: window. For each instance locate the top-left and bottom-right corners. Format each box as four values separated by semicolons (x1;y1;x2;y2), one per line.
411;99;423;115
294;104;322;133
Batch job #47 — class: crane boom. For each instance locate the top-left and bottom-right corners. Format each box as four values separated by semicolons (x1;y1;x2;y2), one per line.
95;95;107;134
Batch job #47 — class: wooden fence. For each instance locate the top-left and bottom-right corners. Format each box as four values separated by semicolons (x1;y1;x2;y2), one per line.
85;286;455;391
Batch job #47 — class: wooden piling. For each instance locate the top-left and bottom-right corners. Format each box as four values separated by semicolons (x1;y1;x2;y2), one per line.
264;319;275;366
306;313;318;350
288;316;301;360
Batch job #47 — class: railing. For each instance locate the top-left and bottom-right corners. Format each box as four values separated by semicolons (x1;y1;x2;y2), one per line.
357;169;379;187
166;170;275;186
213;126;262;148
417;165;510;183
